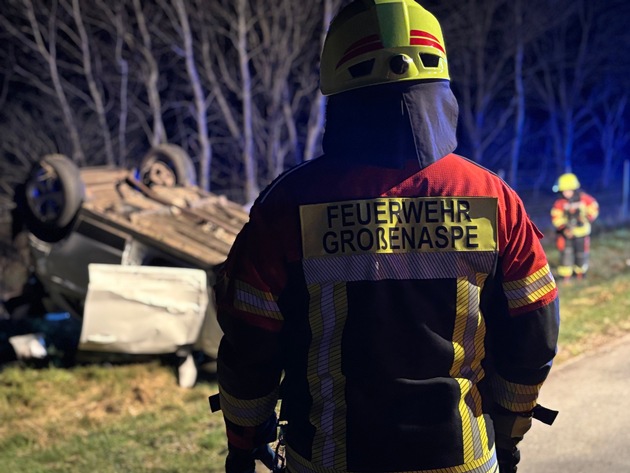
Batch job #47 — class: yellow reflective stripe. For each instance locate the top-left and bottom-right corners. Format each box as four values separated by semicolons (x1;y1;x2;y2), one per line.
550;208;567;227
506;282;556;309
586;203;599;220
451;277;489;463
218;386;279;426
573;264;588;274
490;375;542;412
503;264;550;290
472;275;489;455
571;224;591;237
307;282;348;470
503;264;556;310
472;274;488;377
286;444;498;473
450;277;469;378
456;378;476;464
234;280;283;320
470;385;488;458
557;265;573;277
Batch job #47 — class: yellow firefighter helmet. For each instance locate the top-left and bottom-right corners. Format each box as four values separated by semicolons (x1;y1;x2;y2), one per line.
320;0;450;96
553;173;581;192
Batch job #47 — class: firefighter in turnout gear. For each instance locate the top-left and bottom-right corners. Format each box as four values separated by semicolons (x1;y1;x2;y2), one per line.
213;1;560;472
551;173;599;282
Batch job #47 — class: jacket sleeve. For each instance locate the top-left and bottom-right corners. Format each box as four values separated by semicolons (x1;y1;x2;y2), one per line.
214;196;286;452
550;198;567;230
582;192;599;223
484;189;560;416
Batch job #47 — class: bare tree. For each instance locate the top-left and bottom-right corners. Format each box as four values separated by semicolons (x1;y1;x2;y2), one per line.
0;0;86;164
249;0;324;179
196;0;321;202
95;0;131;165
435;0;517;167
507;0;525;189
528;2;600;174
161;0;214;191
0;93;66;187
592;92;630;188
508;0;574;188
302;0;346;162
198;0;258;202
130;0;167;147
236;0;259;202
1;0;625;209
427;0;577;178
66;0;115;165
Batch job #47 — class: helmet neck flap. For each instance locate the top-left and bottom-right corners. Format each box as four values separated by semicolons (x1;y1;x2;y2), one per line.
322;79;459;169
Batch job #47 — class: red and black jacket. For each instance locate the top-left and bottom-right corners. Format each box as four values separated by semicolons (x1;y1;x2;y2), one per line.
215;152;559;473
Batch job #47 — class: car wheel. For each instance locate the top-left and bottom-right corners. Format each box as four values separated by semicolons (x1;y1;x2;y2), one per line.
20;154;84;242
139;144;197;187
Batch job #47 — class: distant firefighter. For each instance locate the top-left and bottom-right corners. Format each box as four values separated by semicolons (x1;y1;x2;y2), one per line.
551;173;599;282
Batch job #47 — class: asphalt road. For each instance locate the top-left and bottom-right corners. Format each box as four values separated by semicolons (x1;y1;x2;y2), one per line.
518;334;630;472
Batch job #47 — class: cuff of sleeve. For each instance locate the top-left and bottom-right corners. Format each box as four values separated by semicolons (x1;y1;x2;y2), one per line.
493;408;533;451
226;414;278;451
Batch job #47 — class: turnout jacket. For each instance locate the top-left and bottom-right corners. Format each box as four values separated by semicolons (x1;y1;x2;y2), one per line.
215;153;559;473
551;190;599;238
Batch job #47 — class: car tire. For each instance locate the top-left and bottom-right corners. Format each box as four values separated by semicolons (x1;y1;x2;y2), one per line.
139;144;197;187
19;154;84;242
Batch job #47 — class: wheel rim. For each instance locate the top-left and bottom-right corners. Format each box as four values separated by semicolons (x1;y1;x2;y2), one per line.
26;165;65;223
147;160;177;186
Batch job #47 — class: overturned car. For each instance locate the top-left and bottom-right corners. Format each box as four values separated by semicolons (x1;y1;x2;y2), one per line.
3;145;249;386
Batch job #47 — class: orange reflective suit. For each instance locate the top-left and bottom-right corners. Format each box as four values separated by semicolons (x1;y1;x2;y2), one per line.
551;190;599;278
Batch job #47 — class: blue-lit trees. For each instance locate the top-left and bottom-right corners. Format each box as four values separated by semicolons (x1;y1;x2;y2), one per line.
0;0;628;209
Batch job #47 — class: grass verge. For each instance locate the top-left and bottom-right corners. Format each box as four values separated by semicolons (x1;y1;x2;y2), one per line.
0;363;226;473
544;226;630;362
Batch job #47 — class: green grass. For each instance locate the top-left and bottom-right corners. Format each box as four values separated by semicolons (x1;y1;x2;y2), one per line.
0;363;227;472
543;226;630;360
1;227;630;472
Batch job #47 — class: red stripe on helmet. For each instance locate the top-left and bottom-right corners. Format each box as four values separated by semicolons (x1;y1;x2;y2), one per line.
337;34;383;68
410;30;440;42
410;38;445;54
410;30;445;53
344;34;381;54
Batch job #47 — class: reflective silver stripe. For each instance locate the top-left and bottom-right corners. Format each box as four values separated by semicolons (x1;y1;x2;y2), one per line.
489;374;542;412
303;251;496;284
307;282;347;470
318;283;336;468
218;386;279;426
234;280;283;319
503;270;555;301
235;288;281;313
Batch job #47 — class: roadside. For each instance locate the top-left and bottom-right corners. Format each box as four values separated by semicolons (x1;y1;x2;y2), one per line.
519;333;630;472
